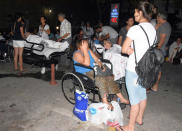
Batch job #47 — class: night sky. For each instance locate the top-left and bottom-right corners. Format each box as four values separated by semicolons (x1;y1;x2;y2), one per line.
0;0;181;33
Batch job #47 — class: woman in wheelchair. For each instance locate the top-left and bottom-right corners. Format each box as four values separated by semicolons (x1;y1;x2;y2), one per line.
73;39;129;109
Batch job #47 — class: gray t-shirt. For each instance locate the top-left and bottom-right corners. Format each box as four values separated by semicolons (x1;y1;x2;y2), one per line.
156;22;171;56
119;26;127;46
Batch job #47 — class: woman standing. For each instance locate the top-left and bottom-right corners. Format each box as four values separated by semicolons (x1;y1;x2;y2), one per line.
13;14;25;73
38;16;50;74
117;2;156;131
118;16;134;46
38;16;50;40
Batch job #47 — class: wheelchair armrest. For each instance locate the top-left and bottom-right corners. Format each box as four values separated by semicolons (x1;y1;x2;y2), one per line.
74;63;95;79
100;58;113;73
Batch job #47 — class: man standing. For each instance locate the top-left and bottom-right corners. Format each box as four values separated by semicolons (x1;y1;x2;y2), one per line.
57;13;72;44
152;12;171;92
57;13;72;67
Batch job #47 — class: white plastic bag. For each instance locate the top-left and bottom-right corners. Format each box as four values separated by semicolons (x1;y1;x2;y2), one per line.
87;101;123;126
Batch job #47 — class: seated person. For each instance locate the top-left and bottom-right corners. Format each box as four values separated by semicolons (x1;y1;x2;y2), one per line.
103;40;128;81
169;37;182;63
104;40;113;50
104;40;122;53
73;39;129;109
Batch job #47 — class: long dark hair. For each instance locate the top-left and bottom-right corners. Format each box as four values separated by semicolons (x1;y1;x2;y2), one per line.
135;1;154;21
40;16;47;24
15;13;22;22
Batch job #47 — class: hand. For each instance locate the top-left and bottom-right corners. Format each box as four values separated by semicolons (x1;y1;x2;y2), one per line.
101;65;106;72
175;47;180;50
80;41;89;52
157;45;161;49
57;38;62;42
127;48;134;55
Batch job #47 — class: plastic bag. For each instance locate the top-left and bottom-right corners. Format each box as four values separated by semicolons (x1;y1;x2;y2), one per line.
73;90;88;121
87;101;123;126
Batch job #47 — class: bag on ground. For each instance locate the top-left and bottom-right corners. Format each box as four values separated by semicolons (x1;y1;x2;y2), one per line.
87;101;123;126
73;90;88;121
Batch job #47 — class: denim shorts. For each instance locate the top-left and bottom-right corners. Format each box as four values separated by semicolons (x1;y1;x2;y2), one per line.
126;70;147;105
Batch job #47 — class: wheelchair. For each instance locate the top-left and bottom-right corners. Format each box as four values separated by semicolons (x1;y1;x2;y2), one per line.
61;58;127;109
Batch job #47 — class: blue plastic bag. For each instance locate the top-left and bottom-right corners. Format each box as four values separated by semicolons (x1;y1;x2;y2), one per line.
73;90;88;121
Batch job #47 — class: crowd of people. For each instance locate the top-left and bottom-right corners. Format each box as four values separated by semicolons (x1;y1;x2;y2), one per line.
0;0;182;131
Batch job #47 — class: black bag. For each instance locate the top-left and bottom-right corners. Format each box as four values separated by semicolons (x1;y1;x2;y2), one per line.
94;64;113;77
133;25;164;89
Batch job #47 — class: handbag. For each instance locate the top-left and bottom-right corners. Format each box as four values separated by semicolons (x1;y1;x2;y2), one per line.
73;90;88;121
94;64;113;76
133;25;164;89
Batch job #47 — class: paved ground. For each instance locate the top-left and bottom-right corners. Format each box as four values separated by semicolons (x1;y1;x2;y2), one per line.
0;62;182;131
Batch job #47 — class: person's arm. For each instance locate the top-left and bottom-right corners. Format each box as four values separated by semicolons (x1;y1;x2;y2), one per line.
20;26;25;39
158;33;166;49
44;29;50;35
118;36;123;45
89;49;102;67
43;25;50;35
58;23;71;41
121;37;133;55
73;41;90;66
73;51;90;66
61;33;71;39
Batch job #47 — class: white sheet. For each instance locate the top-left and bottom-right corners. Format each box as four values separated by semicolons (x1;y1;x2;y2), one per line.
103;45;128;80
25;35;69;59
0;35;5;40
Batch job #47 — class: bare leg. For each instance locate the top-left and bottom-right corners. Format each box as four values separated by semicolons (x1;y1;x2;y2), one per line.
18;47;24;72
152;72;161;91
116;93;129;104
116;104;139;131
136;99;147;124
102;94;113;110
14;47;18;70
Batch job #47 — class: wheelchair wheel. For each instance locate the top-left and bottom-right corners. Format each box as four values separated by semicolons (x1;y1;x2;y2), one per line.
61;72;85;104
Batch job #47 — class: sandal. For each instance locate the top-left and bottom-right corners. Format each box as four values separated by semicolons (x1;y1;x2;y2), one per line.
116;126;125;131
136;122;144;126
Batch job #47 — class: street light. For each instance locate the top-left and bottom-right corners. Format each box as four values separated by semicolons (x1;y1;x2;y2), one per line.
56;26;59;30
49;9;52;13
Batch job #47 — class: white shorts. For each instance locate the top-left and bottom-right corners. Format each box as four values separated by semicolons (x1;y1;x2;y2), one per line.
13;40;25;48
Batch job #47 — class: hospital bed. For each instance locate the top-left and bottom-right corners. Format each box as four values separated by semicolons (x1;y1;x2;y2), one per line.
18;35;70;69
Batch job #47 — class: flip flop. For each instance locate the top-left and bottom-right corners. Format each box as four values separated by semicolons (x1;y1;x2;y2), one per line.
147;88;157;94
116;126;125;131
136;122;144;126
150;88;157;92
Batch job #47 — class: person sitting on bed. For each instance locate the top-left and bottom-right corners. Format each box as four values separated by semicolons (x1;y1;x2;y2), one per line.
73;39;129;110
103;40;122;54
104;40;113;50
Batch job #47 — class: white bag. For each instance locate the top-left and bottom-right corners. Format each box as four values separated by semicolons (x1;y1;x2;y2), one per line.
87;101;123;126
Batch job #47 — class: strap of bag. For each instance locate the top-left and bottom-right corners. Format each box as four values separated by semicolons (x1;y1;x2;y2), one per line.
139;25;151;48
133;40;138;65
133;25;157;65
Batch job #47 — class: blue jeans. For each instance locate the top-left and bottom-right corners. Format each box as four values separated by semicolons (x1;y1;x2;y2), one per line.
126;70;147;105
